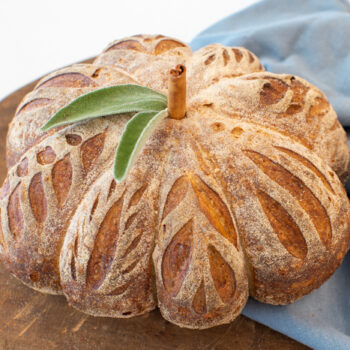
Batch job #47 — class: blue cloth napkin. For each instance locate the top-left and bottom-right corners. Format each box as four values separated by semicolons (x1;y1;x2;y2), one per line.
191;1;350;349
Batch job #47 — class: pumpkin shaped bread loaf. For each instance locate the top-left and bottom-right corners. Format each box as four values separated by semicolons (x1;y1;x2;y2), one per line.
1;35;349;329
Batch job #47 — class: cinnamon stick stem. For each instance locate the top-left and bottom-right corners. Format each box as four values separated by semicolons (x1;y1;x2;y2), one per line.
168;64;186;120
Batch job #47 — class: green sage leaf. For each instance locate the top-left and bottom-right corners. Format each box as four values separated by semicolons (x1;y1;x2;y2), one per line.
114;109;168;183
41;84;167;131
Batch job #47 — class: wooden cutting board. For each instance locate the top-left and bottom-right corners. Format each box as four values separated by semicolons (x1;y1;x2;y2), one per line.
0;64;309;350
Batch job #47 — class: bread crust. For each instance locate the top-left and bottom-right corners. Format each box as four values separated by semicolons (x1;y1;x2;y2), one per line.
0;34;349;329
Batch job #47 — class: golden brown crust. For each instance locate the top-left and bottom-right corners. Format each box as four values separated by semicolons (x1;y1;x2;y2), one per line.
0;34;349;329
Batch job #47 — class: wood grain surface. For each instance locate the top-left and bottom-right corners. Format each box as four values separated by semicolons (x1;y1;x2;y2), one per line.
0;64;309;350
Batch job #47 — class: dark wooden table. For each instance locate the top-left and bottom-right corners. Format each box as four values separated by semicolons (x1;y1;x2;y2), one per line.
0;68;309;350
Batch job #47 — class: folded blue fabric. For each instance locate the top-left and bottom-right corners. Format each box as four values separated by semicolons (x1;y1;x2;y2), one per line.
191;1;350;349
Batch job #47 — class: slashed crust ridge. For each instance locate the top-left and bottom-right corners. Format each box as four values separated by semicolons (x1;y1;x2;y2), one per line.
59;117;174;317
153;121;248;329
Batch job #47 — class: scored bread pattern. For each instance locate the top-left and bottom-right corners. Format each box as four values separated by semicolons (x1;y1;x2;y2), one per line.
0;34;350;329
244;150;332;249
153;169;248;329
1;117;127;292
60;171;157;317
